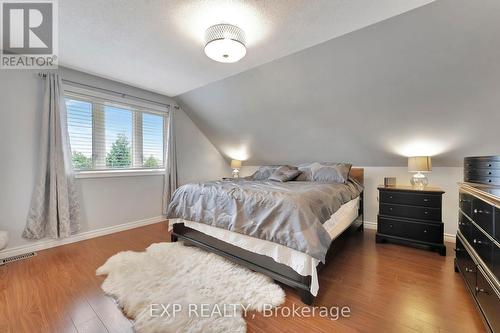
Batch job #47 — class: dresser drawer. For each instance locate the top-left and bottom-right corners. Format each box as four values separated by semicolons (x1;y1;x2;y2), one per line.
476;267;500;332
494;244;500;282
459;212;473;240
468;226;495;269
496;207;499;243
456;237;477;291
378;216;442;244
471;197;494;236
459;192;473;217
380;191;441;208
465;168;500;178
465;158;500;170
380;203;441;222
465;175;500;186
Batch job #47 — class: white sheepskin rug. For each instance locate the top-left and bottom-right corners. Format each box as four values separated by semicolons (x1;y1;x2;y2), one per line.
96;242;285;333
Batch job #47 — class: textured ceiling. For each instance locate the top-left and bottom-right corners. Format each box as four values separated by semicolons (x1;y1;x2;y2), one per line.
59;0;433;96
177;0;500;167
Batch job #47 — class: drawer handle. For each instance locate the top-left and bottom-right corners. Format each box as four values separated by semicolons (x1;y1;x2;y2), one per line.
475;286;489;294
464;267;475;273
389;224;393;228
423;198;429;202
389;196;393;199
424;211;429;215
473;209;490;215
423;229;428;233
473;239;488;245
389;208;393;211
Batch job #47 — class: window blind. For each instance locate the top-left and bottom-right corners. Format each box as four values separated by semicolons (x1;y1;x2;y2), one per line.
65;91;167;171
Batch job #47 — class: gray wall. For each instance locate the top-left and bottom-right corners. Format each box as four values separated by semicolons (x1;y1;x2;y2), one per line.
0;68;230;250
177;0;500;167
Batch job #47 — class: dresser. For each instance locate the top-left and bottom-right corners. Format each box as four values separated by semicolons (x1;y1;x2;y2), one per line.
455;156;500;332
376;185;446;255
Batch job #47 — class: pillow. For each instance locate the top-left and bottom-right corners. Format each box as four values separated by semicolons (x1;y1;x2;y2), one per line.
248;165;283;180
268;166;301;182
296;162;352;183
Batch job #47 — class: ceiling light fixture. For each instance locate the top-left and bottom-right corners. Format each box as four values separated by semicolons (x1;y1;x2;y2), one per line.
204;24;246;63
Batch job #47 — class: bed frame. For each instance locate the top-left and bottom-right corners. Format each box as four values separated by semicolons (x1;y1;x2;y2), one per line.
170;168;364;305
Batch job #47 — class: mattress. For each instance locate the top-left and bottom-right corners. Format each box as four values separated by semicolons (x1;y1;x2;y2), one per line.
167;179;363;262
169;196;360;296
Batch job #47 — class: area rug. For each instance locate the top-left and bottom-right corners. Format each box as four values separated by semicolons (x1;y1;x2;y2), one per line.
96;242;285;333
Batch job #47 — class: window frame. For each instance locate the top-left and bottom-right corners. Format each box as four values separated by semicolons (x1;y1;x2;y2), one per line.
64;84;169;178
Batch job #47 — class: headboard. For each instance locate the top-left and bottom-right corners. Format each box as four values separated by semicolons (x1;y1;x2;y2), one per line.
351;168;364;187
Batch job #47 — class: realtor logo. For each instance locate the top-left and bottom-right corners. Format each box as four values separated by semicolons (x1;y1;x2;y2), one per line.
1;0;58;69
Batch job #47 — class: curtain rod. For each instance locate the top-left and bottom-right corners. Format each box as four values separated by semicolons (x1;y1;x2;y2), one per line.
38;72;179;109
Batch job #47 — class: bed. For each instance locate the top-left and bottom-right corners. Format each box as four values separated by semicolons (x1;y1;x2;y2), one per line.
167;167;364;305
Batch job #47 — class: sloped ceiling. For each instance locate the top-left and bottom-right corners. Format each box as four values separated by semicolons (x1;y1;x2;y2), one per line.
177;0;500;167
59;0;434;96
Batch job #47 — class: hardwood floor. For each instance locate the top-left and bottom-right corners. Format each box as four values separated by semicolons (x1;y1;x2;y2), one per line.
0;223;485;333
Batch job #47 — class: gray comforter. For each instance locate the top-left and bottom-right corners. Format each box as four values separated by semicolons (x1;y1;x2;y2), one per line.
167;179;363;262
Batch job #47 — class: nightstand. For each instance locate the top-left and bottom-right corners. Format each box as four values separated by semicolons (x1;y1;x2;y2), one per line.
376;185;446;256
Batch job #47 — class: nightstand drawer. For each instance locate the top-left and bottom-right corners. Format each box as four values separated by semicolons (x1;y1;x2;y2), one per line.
378;217;442;244
456;237;477;291
380;191;441;208
471;197;494;236
380;203;441;222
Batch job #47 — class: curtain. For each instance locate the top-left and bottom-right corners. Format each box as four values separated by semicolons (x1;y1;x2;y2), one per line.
162;106;178;215
23;73;80;239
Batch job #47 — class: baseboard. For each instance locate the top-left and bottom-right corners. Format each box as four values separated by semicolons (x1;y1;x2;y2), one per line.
363;220;456;243
363;221;377;230
444;233;456;243
0;216;166;260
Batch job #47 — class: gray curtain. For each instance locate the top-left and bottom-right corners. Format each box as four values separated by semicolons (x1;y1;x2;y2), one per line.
23;73;80;239
163;106;178;214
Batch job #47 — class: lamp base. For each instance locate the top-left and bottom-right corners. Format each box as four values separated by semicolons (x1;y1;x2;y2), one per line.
410;172;428;187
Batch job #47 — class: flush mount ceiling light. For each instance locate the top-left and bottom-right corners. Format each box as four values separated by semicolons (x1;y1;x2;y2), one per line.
204;24;246;63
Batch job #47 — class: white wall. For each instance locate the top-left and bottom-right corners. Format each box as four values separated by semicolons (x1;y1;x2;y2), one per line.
0;69;230;253
241;166;462;240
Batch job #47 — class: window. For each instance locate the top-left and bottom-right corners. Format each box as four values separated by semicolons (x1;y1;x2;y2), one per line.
65;89;167;173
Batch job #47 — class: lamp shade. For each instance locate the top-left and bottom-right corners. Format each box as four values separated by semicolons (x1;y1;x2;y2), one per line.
231;160;242;169
408;156;432;172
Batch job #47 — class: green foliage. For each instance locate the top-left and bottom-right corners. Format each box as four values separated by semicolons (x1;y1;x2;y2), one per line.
72;151;92;169
144;155;159;168
106;134;131;168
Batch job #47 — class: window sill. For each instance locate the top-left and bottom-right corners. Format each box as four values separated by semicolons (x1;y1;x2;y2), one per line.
74;169;165;179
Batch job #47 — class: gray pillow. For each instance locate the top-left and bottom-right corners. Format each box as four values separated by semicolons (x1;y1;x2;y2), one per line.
248;165;299;181
268;166;301;182
297;162;352;183
248;165;284;180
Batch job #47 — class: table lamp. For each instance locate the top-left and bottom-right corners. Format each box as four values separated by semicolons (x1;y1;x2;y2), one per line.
408;156;431;187
231;160;242;178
